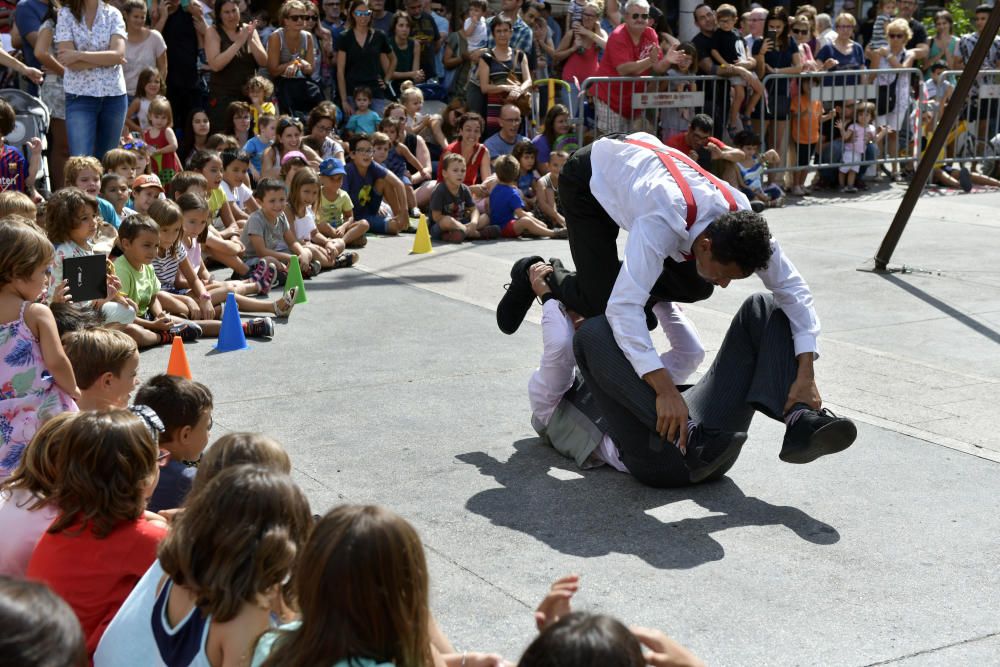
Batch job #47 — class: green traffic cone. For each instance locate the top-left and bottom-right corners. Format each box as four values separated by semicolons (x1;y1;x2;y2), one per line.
285;256;307;305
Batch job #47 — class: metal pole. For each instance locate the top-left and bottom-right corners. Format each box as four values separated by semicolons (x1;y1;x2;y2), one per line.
873;2;1000;271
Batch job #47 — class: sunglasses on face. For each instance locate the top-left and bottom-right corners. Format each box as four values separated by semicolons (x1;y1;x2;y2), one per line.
888;33;906;38
792;28;809;34
630;12;649;20
836;24;853;28
354;9;371;16
289;13;308;20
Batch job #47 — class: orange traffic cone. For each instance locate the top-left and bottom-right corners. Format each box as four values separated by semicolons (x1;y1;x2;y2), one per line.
166;336;192;379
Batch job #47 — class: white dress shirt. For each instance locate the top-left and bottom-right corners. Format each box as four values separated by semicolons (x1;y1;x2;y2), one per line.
529;298;706;472
589;132;820;379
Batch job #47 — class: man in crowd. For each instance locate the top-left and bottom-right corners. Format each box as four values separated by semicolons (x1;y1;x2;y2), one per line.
496;131;857;482
665;114;746;189
743;6;768;52
407;0;442;79
484;104;527;157
12;0;47;95
896;0;929;59
960;4;1000;149
691;3;754;139
370;0;392;34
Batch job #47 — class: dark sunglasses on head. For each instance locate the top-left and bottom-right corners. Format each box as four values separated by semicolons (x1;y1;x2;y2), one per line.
631;12;649;19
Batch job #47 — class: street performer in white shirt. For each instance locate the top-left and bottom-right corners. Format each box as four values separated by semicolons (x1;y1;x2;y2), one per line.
498;131;858;485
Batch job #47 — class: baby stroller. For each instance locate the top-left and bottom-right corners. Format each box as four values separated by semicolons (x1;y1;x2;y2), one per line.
0;87;50;195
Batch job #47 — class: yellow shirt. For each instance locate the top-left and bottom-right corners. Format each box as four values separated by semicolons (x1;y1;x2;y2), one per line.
250;103;277;136
317;188;353;228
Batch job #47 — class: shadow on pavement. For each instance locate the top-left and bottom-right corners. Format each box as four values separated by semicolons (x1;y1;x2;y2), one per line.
879;272;1000;344
458;438;839;570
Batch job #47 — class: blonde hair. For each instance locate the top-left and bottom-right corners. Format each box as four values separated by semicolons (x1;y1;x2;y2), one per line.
886;17;912;41
61;328;138;390
834;12;856;27
0;191;37;220
64;156;103;186
288;167;320;214
148;96;174;126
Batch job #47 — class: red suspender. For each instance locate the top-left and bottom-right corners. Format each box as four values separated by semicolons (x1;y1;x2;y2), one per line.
624;138;739;231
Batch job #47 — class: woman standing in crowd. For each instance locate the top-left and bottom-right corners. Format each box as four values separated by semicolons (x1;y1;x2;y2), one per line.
388;11;424;98
873;18;917;181
477;17;531;136
792;15;820;71
205;0;267;130
925;9;961;72
438;111;490;186
553;0;605;118
55;0;129;158
33;5;68;188
531;103;570;175
122;0;167;100
337;0;392;116
753;6;801;178
268;0;325;119
816;12;865;86
304;7;335;101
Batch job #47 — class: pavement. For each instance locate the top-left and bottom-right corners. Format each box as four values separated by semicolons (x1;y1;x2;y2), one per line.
137;186;1000;666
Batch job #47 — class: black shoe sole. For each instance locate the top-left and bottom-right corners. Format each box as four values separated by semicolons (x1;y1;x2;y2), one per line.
496;256;543;335
780;419;857;464
688;433;747;484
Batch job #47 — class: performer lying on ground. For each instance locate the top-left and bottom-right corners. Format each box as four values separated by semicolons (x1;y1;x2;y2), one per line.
500;132;858;484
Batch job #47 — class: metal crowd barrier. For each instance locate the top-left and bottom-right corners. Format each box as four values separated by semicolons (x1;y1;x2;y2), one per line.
935;69;1000;177
573;68;1000;183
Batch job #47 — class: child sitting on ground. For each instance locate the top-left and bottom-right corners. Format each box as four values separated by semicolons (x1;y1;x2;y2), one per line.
101;174;136;219
711;4;764;135
61;328;139;411
44;188;137;328
130;174;164;215
95;465;313;666
280;150;309;189
221;150;258;219
243;113;277;182
303;102;345;160
344;86;382;136
243;178;324;279
134;374;214;512
429;153;495;242
174;192;296;315
188;432;291;497
26;409;168;657
187;150;241;239
286;167;359;269
488;155;568;239
65;156;122;229
0;413;75;577
535;150;567;228
147;199;278;337
344;134;409;235
373;127;418;213
102;148;138;186
113;214;205;345
733;130;785;208
0;190;36;220
512;139;539;209
316;157;369;247
0;219;79;482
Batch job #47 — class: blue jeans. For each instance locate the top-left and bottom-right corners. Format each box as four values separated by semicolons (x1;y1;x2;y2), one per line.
65;93;128;159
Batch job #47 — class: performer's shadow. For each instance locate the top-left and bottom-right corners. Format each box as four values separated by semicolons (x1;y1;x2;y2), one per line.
457;438;839;570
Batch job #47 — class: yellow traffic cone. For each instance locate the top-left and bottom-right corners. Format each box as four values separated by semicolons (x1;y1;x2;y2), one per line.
411;213;433;254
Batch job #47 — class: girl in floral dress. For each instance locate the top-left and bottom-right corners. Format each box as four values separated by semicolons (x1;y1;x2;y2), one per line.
0;220;80;479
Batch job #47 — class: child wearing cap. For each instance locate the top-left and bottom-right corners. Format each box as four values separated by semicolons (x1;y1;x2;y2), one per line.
343;134;409;235
317;157;369;247
131;174;165;215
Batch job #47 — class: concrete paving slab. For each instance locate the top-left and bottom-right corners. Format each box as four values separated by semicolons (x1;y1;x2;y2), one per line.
134;188;1000;667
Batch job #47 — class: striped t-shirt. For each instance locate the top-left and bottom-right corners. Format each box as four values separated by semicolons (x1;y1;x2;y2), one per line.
151;243;187;291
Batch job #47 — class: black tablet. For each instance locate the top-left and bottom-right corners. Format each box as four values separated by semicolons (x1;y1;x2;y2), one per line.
62;254;108;302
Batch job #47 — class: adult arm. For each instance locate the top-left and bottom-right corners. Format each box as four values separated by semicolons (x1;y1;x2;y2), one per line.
552;27;575;62
443;35;463;69
753;239;821;410
267;31;292;77
651;301;705;384
336;47;352;114
0;46;44;82
58;33;127;70
207;24;252;71
154;33;168;80
528;274;579;428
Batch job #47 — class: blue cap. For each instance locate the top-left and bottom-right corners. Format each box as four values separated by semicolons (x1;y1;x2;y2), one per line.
319;157;347;177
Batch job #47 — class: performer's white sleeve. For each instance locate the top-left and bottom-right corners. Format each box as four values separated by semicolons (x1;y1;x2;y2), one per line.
755;238;821;358
528;299;578;428
652;301;706;383
606;214;687;379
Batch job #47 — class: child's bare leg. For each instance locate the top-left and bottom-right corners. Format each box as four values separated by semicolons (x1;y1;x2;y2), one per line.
124;322;163;349
204;238;250;275
514;214;557;238
343;219;369;246
729;86;744;128
934;168;960;188
232;292;290;315
405;184;417;210
159;292;200;318
415;181;436;208
970;171;1000;187
846;171;856;187
838;170;846;188
308;242;336;268
170;314;221;337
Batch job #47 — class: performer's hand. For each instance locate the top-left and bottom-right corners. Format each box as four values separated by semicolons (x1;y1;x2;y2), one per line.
534;574;579;631
784;376;821;413
528;261;552;298
656;389;689;454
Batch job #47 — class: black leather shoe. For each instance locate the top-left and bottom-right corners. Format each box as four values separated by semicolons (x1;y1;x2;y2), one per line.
496;255;544;335
684;425;748;484
780;406;857;464
750;200;766;213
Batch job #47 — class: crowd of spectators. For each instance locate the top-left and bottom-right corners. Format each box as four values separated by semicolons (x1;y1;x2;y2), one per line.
0;0;998;664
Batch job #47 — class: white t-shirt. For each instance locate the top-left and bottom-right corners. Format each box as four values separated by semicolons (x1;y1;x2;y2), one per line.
464;15;488;50
221;180;254;211
123;30;167;96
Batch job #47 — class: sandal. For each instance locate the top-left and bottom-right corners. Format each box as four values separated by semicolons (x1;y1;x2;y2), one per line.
273;287;297;318
333;251;359;269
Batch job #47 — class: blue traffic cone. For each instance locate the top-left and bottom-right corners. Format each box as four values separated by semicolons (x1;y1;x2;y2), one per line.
214;292;248;352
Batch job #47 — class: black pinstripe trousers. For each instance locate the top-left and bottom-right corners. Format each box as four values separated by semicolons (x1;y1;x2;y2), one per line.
573;293;797;487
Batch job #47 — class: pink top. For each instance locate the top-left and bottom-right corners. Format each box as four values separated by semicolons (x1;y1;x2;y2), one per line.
183;238;203;272
0;488;59;577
